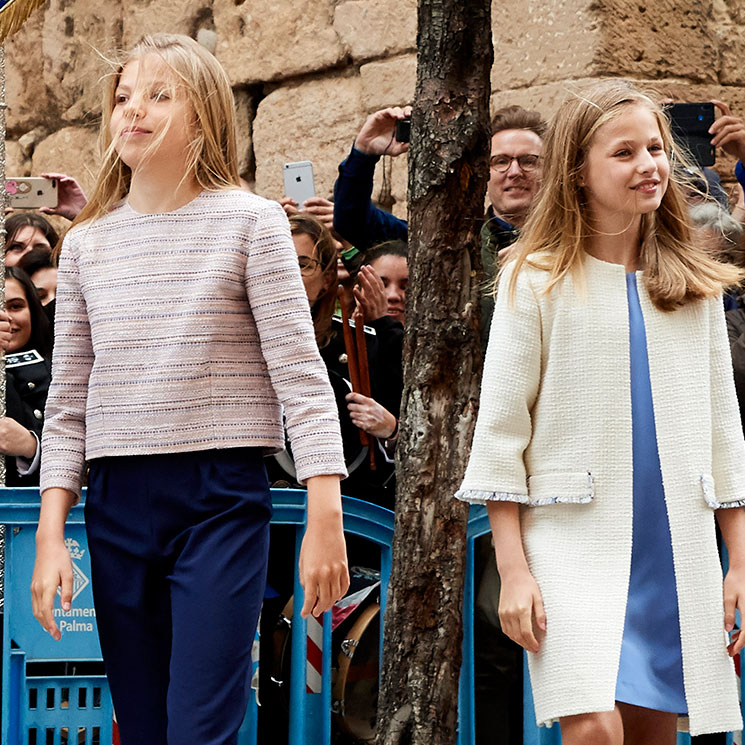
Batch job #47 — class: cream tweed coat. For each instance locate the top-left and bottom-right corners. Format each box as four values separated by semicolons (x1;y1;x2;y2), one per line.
456;252;745;735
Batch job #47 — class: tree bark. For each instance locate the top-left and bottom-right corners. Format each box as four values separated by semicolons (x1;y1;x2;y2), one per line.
376;2;493;745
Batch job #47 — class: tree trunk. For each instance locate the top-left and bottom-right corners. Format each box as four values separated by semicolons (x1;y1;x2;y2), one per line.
376;2;493;745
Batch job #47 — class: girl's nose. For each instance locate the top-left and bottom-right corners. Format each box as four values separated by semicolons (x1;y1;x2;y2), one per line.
637;150;656;173
123;94;145;119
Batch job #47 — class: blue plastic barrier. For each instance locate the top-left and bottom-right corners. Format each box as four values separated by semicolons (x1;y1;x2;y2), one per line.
0;490;740;744
0;488;113;745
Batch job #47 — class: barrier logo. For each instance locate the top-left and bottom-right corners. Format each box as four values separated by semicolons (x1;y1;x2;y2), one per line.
65;538;90;601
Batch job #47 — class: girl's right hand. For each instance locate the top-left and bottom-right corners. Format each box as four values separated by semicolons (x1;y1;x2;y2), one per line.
498;568;547;654
31;537;74;641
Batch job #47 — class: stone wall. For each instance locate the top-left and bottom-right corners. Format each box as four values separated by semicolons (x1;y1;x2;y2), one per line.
6;0;745;220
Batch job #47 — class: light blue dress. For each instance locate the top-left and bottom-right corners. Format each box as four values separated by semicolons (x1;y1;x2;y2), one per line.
614;273;688;714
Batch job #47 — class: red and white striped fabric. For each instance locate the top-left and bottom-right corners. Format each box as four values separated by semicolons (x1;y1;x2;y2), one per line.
305;614;324;694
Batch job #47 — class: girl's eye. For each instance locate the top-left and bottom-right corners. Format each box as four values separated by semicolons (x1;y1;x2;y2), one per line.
649;144;663;152
114;94;127;105
614;150;631;157
152;91;170;101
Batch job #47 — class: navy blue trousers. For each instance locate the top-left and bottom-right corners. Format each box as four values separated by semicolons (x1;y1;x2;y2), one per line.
85;448;271;745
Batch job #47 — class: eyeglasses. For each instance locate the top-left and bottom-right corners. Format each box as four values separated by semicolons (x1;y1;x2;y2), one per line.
489;154;541;173
298;256;321;276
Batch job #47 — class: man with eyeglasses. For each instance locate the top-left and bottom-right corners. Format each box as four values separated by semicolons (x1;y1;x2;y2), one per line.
332;104;546;340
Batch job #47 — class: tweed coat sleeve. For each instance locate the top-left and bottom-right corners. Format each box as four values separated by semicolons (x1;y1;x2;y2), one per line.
455;262;542;504
706;296;745;508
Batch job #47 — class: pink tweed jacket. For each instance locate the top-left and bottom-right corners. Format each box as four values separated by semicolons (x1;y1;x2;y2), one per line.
40;189;346;498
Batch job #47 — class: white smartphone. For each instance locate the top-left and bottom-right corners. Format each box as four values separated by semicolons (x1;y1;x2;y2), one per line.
283;161;315;209
4;177;58;209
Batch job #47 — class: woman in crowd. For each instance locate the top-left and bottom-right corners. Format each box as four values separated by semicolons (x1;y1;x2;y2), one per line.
267;213;399;506
457;79;745;742
4;213;57;267
2;267;52;486
30;33;348;745
18;247;58;307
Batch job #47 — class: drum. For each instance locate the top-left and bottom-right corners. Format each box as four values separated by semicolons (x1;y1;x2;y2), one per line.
332;601;380;743
267;570;381;743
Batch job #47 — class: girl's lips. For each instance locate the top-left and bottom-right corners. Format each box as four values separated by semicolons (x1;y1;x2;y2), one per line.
633;180;660;193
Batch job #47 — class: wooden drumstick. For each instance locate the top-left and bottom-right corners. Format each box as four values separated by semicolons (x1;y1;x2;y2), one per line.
338;287;371;456
338;286;361;393
353;308;376;471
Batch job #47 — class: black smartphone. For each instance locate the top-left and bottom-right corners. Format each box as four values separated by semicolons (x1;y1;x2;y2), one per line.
668;102;715;168
395;117;411;144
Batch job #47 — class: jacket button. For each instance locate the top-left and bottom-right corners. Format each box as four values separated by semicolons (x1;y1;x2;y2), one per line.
34;409;43;420
339;353;348;364
27;382;35;390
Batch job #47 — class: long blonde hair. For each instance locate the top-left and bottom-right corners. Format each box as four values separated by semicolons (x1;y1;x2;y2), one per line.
74;33;241;226
506;78;743;311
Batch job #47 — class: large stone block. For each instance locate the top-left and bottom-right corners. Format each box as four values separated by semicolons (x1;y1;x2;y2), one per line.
594;0;718;83
6;141;30;179
490;78;598;121
121;0;211;47
360;55;417;112
491;0;600;91
31;127;100;198
371;153;408;220
333;0;417;62
253;75;365;201
39;1;123;123
6;9;52;135
718;25;745;86
214;0;344;86
234;87;254;179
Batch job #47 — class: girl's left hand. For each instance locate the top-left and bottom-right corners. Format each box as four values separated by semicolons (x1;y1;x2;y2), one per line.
723;565;745;656
0;417;37;458
346;391;397;438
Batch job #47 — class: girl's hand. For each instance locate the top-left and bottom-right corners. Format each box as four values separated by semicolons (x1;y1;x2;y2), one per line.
299;475;349;618
346;391;397;438
39;172;87;222
280;196;300;218
723;565;745;657
31;535;73;640
0;311;12;351
498;567;547;654
300;197;335;231
353;265;388;322
0;417;38;458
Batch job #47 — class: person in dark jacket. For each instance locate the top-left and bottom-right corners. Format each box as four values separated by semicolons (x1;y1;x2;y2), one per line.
332;104;546;346
1;267;52;486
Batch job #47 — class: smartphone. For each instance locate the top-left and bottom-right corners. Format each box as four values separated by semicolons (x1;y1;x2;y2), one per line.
283;161;315;208
668;103;715;168
4;177;58;209
395;117;411;144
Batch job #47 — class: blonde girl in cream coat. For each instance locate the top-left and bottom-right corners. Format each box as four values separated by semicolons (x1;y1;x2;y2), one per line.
457;79;745;743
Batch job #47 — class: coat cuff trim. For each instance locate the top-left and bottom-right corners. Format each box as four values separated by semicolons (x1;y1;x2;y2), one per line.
700;474;745;509
454;489;595;507
454;489;529;505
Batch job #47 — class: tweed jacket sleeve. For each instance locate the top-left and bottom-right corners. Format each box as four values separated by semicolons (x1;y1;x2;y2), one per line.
40;230;93;500
243;201;347;483
705;296;745;508
455;262;542;503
